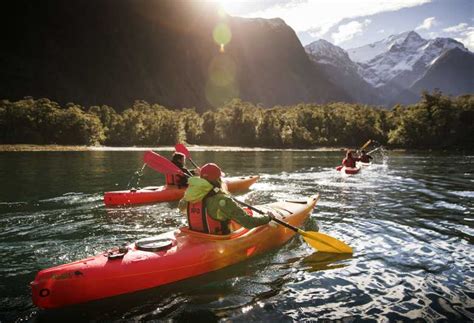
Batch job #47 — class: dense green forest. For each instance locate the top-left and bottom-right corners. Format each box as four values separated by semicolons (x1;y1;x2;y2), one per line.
0;91;473;149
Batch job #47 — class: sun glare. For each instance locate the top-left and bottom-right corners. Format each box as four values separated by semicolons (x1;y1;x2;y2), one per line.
215;0;244;16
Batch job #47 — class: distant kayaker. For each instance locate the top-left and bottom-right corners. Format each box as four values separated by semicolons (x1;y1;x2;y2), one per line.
341;150;357;168
166;152;195;188
178;163;273;235
358;150;373;163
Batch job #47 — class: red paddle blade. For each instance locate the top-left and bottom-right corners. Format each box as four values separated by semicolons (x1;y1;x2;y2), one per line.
174;143;190;159
336;166;343;171
143;151;183;175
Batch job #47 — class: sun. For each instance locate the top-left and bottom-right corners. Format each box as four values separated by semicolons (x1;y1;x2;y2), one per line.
214;0;244;16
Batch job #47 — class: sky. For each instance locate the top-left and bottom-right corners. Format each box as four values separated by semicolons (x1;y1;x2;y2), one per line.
218;0;474;50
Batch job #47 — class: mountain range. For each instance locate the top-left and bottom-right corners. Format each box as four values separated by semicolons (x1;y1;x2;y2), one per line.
306;31;474;106
0;0;472;110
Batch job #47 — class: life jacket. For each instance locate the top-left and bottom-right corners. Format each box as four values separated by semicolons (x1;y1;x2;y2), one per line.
186;191;231;235
359;155;371;163
165;173;186;187
165;174;177;186
342;157;356;168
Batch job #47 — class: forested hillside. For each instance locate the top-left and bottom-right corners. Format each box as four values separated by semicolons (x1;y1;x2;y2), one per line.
1;91;472;149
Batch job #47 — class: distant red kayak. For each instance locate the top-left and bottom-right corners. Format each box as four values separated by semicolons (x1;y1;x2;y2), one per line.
336;166;361;175
104;175;260;206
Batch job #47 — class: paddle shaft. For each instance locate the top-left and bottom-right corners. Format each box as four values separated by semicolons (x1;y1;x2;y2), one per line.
368;147;380;154
188;157;200;169
360;139;372;151
230;197;299;233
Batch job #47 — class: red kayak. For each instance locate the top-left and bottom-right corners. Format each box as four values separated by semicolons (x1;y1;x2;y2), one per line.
336;166;361;175
31;195;319;309
104;175;260;206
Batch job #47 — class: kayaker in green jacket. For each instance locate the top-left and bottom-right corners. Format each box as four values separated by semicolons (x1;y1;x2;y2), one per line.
178;163;273;235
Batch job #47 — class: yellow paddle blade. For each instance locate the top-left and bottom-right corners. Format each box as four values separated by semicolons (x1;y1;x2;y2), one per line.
360;139;372;151
298;229;353;254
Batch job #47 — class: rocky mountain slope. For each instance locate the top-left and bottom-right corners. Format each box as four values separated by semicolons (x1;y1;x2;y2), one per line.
0;0;349;111
305;39;382;105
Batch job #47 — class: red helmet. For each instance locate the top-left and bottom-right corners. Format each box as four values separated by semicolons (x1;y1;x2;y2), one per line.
200;163;225;181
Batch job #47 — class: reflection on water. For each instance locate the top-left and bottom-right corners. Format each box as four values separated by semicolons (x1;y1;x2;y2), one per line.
301;252;352;272
0;150;473;322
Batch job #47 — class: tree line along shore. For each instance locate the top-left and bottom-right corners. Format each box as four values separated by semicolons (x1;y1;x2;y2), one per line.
1;91;472;149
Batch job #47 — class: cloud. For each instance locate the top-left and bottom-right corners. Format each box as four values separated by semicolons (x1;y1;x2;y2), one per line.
243;0;432;33
456;27;474;51
441;22;474;51
415;16;436;30
331;19;372;45
443;23;469;33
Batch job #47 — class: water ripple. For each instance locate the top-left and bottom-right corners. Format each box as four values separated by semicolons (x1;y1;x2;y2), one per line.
1;151;473;322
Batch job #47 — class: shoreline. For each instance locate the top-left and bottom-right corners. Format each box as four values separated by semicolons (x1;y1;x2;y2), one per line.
0;144;361;152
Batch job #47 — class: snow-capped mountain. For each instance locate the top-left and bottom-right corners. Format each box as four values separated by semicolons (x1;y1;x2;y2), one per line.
305;40;382;105
306;31;472;106
357;31;468;89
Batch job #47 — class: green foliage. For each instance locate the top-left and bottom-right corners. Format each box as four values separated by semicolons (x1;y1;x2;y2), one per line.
1;91;472;149
0;98;104;145
388;91;474;148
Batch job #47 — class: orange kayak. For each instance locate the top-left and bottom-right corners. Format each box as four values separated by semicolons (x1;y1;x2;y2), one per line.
104;175;260;206
31;195;318;309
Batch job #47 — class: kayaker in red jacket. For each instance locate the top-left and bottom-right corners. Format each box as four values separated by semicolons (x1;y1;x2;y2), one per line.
166;152;195;188
358;150;373;163
179;163;273;235
341;150;357;168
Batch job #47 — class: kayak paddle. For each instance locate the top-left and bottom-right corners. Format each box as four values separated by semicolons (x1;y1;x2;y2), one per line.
144;148;353;254
175;143;200;169
143;151;184;175
230;196;353;254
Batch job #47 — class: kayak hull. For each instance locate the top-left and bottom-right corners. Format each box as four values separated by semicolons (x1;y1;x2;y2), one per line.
336;166;361;175
31;195;318;309
104;175;260;206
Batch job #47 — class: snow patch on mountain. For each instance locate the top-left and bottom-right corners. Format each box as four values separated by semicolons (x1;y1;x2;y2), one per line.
346;31;412;63
305;39;359;75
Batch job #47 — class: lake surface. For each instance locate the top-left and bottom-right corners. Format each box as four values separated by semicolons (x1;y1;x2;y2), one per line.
0;149;473;322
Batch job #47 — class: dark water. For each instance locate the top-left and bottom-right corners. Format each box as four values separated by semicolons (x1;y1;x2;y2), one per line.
0;149;473;322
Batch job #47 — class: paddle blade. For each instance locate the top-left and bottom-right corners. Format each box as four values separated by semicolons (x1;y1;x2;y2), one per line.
175;144;190;159
143;151;183;175
298;229;353;254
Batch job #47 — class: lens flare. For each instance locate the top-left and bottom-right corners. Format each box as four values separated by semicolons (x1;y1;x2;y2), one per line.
213;23;232;46
205;79;239;108
205;54;239;107
209;55;236;87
